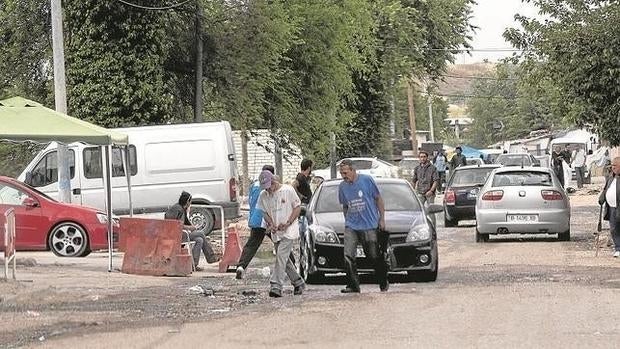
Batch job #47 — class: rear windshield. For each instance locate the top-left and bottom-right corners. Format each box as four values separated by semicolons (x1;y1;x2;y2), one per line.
449;168;495;187
348;160;373;170
315;183;422;213
492;171;553;187
496;155;532;166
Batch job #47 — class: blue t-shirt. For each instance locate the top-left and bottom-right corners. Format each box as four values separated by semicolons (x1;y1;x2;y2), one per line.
248;181;263;228
338;174;381;230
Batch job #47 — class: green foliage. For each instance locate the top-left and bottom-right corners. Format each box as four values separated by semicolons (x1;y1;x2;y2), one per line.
0;0;53;103
505;0;620;145
63;1;175;127
0;0;475;165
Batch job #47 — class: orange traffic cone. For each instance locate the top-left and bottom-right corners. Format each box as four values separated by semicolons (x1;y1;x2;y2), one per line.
218;225;242;273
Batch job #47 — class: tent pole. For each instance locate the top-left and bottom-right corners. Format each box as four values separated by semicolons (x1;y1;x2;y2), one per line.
104;145;113;272
122;146;133;217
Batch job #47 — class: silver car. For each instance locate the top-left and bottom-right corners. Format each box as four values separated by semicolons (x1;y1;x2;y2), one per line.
475;167;570;242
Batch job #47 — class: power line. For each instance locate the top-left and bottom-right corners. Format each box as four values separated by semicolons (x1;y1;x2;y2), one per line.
441;74;519;81
114;0;193;11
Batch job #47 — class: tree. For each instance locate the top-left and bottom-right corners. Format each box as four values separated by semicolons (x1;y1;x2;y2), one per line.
63;1;176;127
504;0;620;145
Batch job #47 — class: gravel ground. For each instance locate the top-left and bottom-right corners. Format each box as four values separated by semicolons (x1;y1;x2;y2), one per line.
1;179;618;348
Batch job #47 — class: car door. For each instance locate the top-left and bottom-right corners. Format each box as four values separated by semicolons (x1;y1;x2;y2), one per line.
0;182;45;249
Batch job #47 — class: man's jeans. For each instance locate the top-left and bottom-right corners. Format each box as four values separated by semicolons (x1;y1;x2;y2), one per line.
270;237;304;291
343;228;388;290
183;231;218;266
609;207;620;252
237;227;268;269
575;166;585;188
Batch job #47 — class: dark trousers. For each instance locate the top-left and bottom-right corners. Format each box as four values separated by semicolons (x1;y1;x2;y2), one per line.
554;167;565;188
237;227;268;269
183;231;218;266
575;166;585;188
609;208;620;252
343;228;388;290
237;227;297;269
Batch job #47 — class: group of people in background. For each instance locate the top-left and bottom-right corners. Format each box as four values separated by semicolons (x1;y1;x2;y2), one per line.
551;144;587;189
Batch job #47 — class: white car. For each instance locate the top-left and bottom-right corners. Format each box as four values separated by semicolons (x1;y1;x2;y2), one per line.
312;157;398;183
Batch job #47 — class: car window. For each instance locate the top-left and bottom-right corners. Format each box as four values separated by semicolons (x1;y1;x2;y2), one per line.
492;171;553;187
0;183;31;205
350;160;373;170
83;145;137;179
314;183;422;213
30;150;75;187
449;168;494;187
496;155;532;166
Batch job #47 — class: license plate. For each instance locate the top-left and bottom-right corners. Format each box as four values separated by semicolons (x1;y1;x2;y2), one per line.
507;214;539;222
356;246;365;258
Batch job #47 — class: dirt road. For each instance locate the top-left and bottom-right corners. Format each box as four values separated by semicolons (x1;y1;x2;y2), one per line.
2;191;619;348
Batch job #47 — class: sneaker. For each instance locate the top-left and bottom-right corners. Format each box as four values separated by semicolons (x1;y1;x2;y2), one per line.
269;289;282;298
340;287;360;294
235;266;245;280
194;266;204;272
613;251;620;258
380;280;389;292
293;283;306;295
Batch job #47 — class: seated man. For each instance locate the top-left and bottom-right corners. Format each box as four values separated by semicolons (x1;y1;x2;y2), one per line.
165;191;219;271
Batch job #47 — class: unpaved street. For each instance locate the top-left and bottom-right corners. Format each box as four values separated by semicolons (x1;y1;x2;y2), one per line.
2;191;620;349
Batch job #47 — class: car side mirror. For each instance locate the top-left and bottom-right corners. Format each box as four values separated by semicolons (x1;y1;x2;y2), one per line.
22;197;39;208
427;204;443;214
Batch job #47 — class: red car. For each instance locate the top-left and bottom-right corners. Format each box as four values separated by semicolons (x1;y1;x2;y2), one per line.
0;176;118;257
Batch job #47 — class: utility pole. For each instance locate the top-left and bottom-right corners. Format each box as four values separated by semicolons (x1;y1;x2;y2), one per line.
51;0;71;203
428;88;435;142
407;79;418;156
193;3;203;122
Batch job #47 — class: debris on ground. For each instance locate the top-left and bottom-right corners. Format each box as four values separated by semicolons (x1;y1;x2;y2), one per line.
187;285;215;297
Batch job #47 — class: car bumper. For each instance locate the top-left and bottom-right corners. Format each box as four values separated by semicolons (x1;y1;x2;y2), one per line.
311;240;437;273
445;205;476;221
476;208;570;234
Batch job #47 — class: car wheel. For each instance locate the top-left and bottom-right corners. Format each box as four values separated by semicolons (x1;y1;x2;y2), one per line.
189;206;215;236
48;222;90;257
558;230;570;241
444;210;458;227
475;229;489;243
408;256;438;282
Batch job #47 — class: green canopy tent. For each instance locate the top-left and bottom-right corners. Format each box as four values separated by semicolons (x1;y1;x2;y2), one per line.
0;96;130;271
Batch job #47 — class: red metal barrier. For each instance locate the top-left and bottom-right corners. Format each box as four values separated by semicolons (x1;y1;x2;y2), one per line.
120;217;193;277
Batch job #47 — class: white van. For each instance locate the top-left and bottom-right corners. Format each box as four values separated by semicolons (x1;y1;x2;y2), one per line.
548;129;598;184
18;122;240;235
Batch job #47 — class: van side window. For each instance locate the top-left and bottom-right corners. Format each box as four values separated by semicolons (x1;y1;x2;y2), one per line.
30;150;75;187
83;146;137;179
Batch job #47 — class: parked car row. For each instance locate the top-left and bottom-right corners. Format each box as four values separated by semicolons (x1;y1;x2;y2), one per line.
442;164;571;243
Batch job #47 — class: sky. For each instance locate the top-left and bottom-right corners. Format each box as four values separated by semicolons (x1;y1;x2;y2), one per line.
456;0;541;64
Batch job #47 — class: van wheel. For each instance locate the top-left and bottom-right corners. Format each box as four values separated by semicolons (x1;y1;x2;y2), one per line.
189;206;215;236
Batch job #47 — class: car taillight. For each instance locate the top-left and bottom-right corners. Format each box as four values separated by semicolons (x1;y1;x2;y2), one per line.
444;190;456;204
229;178;237;202
541;190;563;200
481;190;504;201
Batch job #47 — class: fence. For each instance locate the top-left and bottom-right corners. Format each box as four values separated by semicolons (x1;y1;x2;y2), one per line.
3;208;16;280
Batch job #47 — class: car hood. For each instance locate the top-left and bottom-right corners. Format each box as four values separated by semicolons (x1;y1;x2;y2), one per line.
312;211;427;233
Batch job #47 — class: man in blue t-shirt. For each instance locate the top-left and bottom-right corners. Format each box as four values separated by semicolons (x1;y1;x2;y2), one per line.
338;159;388;293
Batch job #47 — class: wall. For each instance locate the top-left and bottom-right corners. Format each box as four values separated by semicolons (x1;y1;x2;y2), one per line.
232;130;303;189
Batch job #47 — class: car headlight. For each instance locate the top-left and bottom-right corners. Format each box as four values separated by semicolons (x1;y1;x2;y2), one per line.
311;225;339;243
97;213;120;227
406;224;431;242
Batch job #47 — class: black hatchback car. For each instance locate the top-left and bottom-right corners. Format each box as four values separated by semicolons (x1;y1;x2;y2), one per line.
443;165;500;227
299;178;442;283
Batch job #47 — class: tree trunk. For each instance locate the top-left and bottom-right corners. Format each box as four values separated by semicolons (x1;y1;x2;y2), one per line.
407;79;418;156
